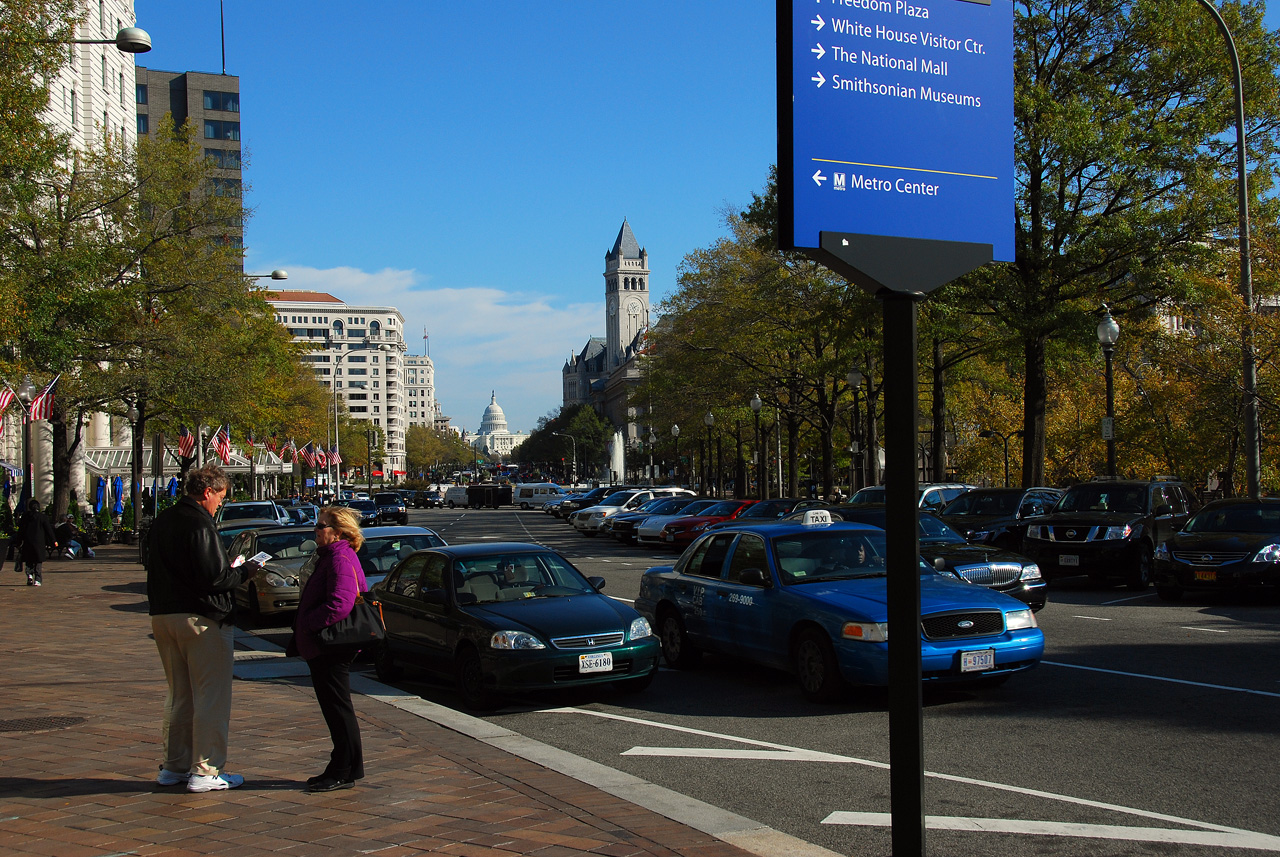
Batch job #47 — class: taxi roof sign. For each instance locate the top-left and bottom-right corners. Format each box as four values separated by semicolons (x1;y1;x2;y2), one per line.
802;509;834;526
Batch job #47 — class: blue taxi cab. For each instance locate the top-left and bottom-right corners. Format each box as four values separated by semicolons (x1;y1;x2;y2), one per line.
634;512;1044;701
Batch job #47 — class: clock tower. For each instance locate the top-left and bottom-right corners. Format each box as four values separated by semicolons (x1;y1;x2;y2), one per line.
604;219;650;368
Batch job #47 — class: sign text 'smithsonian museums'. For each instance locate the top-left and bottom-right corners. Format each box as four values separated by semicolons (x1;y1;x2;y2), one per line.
780;0;1014;262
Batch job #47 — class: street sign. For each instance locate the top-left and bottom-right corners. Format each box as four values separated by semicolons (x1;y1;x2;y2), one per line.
779;0;1015;289
1101;417;1114;440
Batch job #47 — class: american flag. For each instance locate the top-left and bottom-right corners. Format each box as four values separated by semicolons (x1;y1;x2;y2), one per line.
266;432;278;454
0;386;13;435
281;438;296;461
177;425;196;458
329;445;343;465
298;441;316;467
246;430;255;451
211;423;231;464
28;375;58;421
314;445;329;467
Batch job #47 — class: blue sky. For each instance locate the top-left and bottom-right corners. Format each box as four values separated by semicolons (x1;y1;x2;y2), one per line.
134;1;1280;435
134;1;778;435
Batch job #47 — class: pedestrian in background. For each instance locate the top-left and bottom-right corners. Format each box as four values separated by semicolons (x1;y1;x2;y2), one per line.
292;505;367;793
13;499;56;586
145;464;260;793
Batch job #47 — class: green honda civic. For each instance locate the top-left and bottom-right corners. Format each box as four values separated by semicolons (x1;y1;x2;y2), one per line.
370;542;660;709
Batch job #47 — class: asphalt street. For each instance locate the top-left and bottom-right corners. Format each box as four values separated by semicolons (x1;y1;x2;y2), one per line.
249;503;1280;857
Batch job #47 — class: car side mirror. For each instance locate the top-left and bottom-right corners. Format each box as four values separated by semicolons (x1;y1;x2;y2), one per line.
587;576;606;592
739;568;771;587
1155;505;1173;516
421;588;447;605
933;557;947;571
301;539;317;552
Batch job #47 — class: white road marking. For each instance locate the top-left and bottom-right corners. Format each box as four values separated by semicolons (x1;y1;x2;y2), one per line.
1183;626;1229;634
822;813;1280;852
1073;615;1113;621
1043;661;1280;698
1101;593;1157;605
553;707;1268;840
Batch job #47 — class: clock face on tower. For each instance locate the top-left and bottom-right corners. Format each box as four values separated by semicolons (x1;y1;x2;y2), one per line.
625;297;643;316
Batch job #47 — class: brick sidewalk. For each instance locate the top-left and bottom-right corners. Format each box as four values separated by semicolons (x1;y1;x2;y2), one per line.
0;544;760;857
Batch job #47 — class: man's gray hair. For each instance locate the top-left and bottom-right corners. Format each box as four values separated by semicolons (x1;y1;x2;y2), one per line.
184;464;232;498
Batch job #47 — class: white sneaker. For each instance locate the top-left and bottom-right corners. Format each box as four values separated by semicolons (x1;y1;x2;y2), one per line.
156;768;190;786
187;773;244;792
32;581;40;587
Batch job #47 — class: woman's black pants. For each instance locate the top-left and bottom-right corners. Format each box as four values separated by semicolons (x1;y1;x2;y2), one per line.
306;651;364;780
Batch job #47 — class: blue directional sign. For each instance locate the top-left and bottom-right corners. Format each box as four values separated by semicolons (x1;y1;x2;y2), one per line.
779;0;1014;264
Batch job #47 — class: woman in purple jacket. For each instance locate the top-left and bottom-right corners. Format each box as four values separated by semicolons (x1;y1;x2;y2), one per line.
295;506;368;792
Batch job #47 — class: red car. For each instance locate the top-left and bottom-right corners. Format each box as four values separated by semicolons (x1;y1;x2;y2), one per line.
657;500;756;550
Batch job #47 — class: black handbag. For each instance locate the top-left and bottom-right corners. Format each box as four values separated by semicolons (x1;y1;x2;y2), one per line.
316;564;386;654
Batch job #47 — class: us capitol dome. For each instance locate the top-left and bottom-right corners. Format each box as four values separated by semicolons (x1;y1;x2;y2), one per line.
467;392;528;457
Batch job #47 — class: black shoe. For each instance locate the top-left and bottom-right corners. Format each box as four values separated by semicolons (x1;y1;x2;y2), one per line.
306;773;327;786
306;776;354;793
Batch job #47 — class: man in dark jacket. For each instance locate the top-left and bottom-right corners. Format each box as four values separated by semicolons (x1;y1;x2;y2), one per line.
145;464;258;793
14;499;56;586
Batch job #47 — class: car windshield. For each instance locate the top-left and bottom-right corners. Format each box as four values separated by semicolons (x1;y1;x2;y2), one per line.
772;530;890;583
1056;485;1146;514
701;500;747;517
349;500;377;511
221;504;276;521
452;552;596;603
357;533;445;573
374;493;400;504
599;491;638;507
648;497;696;515
738;500;797;519
674;500;719;517
632;498;671;513
942;491;1020;516
218;525;265;549
848;487;885;505
256;532;318;560
1184;504;1280;534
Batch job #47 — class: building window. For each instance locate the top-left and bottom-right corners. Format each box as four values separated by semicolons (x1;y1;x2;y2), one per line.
101;56;107;90
348;368;367;376
119;72;124;106
348;393;367;401
347;355;366;363
210;177;241;197
203;90;240;112
204;120;240;141
204;148;240;169
136;84;147;104
136;114;148;134
350;406;368;413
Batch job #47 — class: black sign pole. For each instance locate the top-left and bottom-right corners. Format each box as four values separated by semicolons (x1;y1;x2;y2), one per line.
882;291;925;857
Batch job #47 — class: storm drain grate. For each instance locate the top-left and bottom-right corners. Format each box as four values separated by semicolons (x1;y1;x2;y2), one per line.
0;716;86;733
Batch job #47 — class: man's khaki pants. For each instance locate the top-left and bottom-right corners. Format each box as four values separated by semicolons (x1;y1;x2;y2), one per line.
152;613;235;777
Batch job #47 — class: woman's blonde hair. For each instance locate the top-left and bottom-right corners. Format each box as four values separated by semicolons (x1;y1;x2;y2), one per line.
319;505;364;551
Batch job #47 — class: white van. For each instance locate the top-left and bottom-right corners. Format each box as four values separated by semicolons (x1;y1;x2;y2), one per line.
443;485;470;508
512;483;567;510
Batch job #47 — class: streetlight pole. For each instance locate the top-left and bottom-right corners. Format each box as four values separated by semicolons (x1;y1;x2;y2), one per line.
128;402;141;539
670;424;681;488
750;394;764;499
552;432;577;486
847;368;864;493
978;429;1021;487
16;378;35;508
1097;306;1120;479
647;430;657;487
366;429;377;495
704;411;715;498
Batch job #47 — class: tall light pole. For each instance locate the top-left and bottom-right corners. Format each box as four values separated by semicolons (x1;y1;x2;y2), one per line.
670;424;681;487
750;394;764;499
16;378;36;508
978;429;1022;488
1097;306;1120;478
127;402;141;537
647;430;657;486
552;431;577;485
366;428;378;495
704;411;715;498
847;368;864;493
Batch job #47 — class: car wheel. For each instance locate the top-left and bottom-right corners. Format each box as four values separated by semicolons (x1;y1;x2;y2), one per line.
520;502;530;510
658;611;700;669
454;645;499;710
582;530;597;538
614;669;655;694
793;628;845;702
373;644;402;681
447;500;455;509
1126;547;1153;591
1156;585;1184;602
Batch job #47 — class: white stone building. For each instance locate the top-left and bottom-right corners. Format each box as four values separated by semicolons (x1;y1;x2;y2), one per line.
466;393;529;459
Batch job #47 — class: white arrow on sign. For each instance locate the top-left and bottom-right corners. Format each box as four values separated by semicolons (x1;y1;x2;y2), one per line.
812;43;826;60
811;14;825;32
812;170;827;187
811;70;826;88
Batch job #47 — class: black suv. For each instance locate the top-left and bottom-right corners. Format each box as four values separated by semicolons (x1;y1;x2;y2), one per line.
940;487;1063;550
1020;478;1197;589
373;491;409;525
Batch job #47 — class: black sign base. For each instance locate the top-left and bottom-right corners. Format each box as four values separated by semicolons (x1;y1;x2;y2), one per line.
816;232;993;296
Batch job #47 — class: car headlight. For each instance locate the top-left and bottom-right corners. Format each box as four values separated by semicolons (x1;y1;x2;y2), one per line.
842;621;888;642
263;571;292;587
1254;544;1280;563
1019;563;1042;582
1101;524;1134;540
1025;525;1046;540
629;617;653;640
1006;609;1037;630
1154;542;1170;561
489;630;546;650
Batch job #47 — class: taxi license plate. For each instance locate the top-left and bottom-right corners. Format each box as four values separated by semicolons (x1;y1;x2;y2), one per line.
1059;554;1079;566
579;652;613;674
1194;570;1217;582
960;649;995;673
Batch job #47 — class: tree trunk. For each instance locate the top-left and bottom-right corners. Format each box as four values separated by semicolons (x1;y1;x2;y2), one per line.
786;411;801;498
1021;334;1048;488
866;355;882;485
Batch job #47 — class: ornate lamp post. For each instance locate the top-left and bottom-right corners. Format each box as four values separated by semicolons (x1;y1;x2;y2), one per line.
978;429;1021;487
703;411;715;497
16;378;36;507
847;368;864;492
670;424;680;486
127;402;142;538
647;430;657;486
551;431;577;485
1097;306;1121;478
